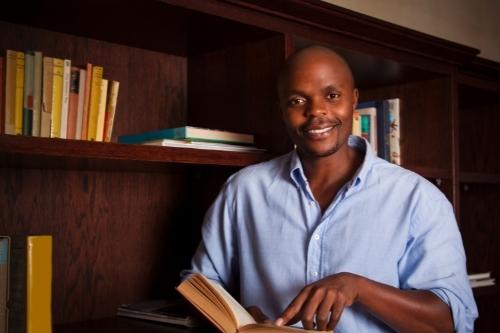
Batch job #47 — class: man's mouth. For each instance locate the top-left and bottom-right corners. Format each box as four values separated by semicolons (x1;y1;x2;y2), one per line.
307;127;333;135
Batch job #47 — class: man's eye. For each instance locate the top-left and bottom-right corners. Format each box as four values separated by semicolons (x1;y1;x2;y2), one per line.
288;98;305;106
327;92;340;100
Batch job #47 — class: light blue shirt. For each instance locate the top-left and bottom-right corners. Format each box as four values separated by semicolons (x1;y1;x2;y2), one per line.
185;136;478;332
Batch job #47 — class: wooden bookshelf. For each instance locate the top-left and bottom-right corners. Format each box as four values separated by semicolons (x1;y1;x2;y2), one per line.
1;0;499;331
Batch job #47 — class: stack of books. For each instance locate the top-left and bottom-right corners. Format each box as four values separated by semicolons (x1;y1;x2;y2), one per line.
353;98;401;165
1;50;120;142
118;126;265;153
468;272;495;288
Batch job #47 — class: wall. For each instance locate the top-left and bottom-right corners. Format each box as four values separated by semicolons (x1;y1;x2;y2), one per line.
322;0;500;62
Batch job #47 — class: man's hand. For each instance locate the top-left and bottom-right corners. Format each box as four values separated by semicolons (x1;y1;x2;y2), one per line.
275;272;362;331
247;305;273;324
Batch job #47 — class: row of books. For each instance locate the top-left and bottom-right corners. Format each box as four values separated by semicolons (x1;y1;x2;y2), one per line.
2;49;120;142
468;272;496;288
353;98;401;165
118;126;265;153
0;235;52;333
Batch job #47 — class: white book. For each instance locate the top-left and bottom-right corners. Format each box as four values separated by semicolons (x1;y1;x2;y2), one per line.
75;69;86;140
59;59;71;139
143;139;266;153
95;78;108;142
468;272;491;281
387;98;401;165
470;278;495;288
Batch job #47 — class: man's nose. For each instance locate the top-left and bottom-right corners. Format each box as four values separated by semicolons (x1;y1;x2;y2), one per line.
306;98;327;117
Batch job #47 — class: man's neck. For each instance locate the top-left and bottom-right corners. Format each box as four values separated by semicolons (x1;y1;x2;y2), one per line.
300;145;362;212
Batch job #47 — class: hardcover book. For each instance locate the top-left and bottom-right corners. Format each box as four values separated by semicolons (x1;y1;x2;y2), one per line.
119;126;254;145
177;273;330;333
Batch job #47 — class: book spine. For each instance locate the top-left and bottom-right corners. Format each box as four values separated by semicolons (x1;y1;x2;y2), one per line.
80;63;92;140
388;98;401;165
40;57;53;138
95;78;108;142
4;51;18;135
59;59;71;139
8;237;27;333
86;65;103;141
0;56;5;135
103;80;119;142
32;51;43;137
0;237;8;333
26;236;52;333
14;51;25;135
352;110;361;137
22;51;34;136
67;67;80;140
75;68;86;140
50;58;64;138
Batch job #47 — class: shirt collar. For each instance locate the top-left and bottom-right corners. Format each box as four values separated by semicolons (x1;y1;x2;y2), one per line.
289;135;376;193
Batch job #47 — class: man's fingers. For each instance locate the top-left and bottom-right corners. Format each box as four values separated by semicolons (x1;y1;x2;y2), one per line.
275;288;311;326
316;290;336;331
300;289;325;330
328;296;346;331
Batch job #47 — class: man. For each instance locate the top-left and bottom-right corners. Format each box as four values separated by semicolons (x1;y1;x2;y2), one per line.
183;46;477;332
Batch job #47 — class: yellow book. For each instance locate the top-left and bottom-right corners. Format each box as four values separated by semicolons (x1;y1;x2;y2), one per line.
40;57;53;138
7;235;52;333
177;273;330;333
86;66;103;141
95;78;108;142
14;51;25;135
50;58;64;138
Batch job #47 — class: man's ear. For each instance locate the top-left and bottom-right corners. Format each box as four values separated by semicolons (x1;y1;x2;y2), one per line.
353;88;359;109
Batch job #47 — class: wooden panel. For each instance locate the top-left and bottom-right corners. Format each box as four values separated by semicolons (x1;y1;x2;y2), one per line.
188;34;291;154
361;78;452;170
0;21;188;141
459;85;500;174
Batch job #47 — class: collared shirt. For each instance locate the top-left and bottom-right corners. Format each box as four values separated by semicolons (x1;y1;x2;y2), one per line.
185;136;478;333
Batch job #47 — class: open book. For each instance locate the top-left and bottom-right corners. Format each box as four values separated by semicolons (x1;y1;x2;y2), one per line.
176;273;331;333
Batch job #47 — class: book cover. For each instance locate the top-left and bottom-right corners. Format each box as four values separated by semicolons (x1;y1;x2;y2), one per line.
75;68;86;140
40;57;53;138
118;126;254;145
95;78;108;142
144;139;265;152
8;235;52;333
357;107;377;153
50;58;64;138
103;80;119;142
0;237;8;333
67;67;80;140
22;51;34;136
86;65;103;141
177;273;329;333
14;51;25;135
386;98;401;165
32;51;43;137
4;51;17;135
80;63;92;140
357;100;389;161
59;59;71;139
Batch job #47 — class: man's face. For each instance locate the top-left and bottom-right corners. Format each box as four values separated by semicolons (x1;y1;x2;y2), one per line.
279;52;358;159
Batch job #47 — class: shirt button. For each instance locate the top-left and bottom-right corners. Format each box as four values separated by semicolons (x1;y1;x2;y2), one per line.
313;234;320;240
311;271;318;277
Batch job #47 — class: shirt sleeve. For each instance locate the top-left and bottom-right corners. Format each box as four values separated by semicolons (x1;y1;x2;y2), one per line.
180;179;239;293
398;184;478;333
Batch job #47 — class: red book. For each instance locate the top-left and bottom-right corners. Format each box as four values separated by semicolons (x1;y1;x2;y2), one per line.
66;67;80;139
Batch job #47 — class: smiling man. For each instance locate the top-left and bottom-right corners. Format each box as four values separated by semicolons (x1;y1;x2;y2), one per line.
184;45;477;332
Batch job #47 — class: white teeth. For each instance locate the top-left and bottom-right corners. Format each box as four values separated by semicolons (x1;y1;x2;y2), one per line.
308;127;332;134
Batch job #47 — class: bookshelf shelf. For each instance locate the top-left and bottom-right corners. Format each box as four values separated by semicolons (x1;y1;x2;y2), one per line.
0;135;272;170
460;172;500;185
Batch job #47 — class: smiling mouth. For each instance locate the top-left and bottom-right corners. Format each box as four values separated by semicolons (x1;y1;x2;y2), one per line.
303;124;338;138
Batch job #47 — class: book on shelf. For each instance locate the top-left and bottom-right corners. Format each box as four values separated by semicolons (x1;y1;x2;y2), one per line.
74;68;86;140
95;78;108;142
14;51;25;136
59;59;71;139
176;273;330;333
116;299;199;327
354;98;401;165
4;235;52;333
86;65;103;141
40;56;53;138
143;139;266;152
22;51;34;136
50;57;64;138
468;272;496;288
118;126;254;145
103;80;120;142
80;63;92;140
0;237;8;333
32;51;43;137
67;67;80;140
4;50;25;135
